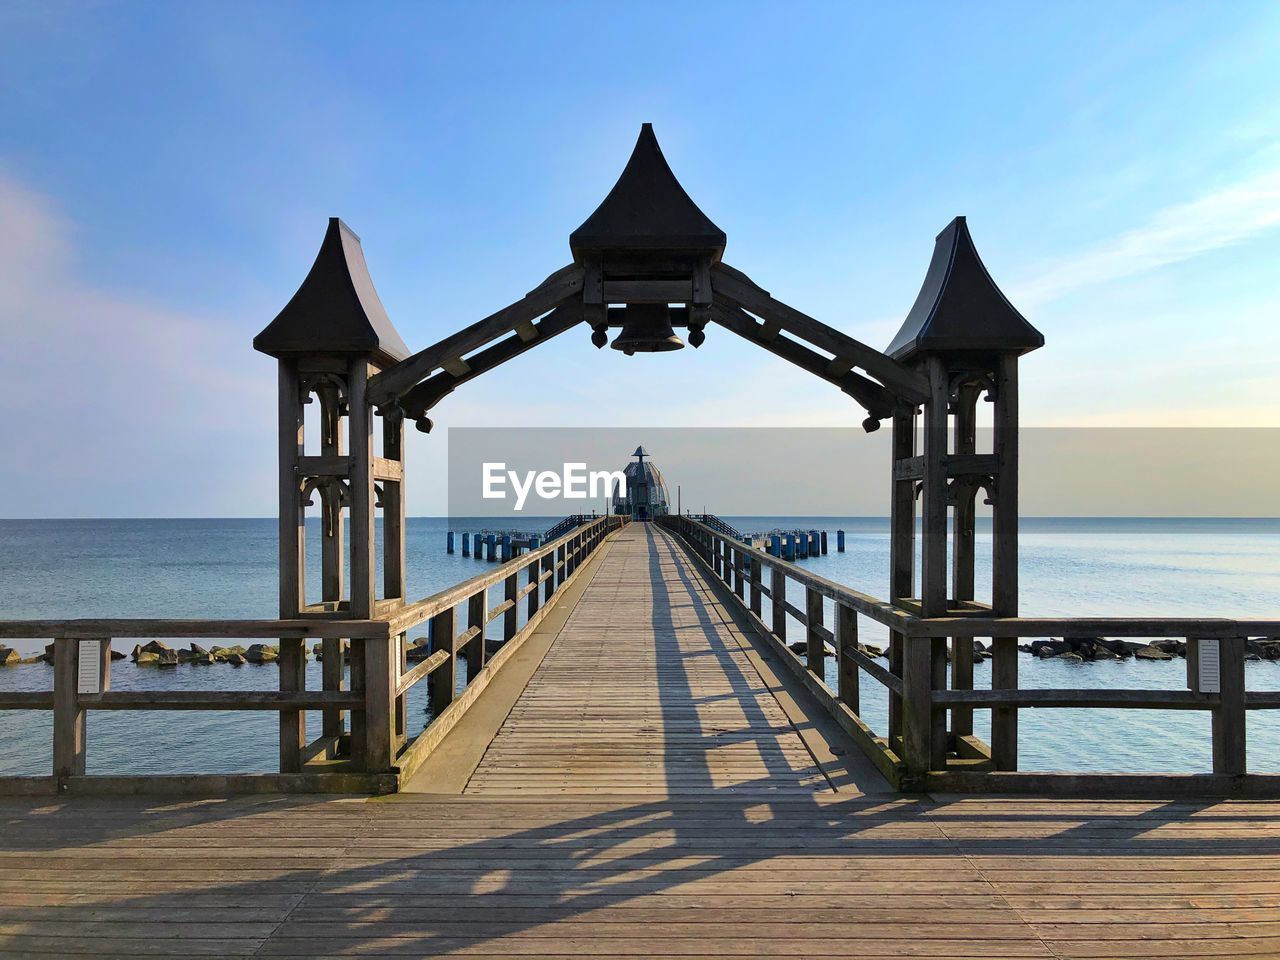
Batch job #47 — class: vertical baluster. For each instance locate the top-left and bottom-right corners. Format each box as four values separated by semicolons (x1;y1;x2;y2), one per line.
504;571;519;642
771;567;787;642
805;587;824;677
837;604;859;714
428;606;456;720
527;557;540;619
749;557;762;617
467;591;485;677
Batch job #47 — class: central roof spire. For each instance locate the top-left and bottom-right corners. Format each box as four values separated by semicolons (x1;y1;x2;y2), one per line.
570;124;726;261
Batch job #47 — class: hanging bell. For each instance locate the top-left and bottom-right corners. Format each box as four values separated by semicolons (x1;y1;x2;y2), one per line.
610;303;684;355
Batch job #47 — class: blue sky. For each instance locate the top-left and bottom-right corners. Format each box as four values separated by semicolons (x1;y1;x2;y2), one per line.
2;1;1279;516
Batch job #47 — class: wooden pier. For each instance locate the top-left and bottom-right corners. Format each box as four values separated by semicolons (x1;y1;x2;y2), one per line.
3;125;1279;955
4;524;1280;957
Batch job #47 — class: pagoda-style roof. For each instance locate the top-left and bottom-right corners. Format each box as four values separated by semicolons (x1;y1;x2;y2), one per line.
255;218;410;365
886;217;1043;362
570;124;726;260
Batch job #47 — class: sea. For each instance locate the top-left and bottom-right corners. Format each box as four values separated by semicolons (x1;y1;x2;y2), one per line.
1;516;1278;777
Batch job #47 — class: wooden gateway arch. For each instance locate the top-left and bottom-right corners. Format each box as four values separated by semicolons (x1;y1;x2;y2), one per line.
7;124;1280;960
15;122;1275;802
251;122;1051;785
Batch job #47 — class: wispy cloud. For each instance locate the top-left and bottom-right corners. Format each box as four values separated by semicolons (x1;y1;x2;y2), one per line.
0;172;273;517
1016;162;1280;307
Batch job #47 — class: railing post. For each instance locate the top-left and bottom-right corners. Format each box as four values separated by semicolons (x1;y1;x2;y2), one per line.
527;557;540;619
902;636;933;783
429;606;456;719
360;636;395;772
52;637;86;783
557;543;566;586
805;587;824;677
1212;636;1247;776
394;632;408;744
749;557;762;617
542;550;555;605
279;635;306;773
467;591;485;676
733;548;745;601
504;571;519;641
836;603;859;714
771;567;787;641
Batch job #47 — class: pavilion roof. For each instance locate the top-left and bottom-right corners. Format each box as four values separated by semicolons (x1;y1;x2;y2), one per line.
886;217;1043;362
570;124;726;260
254;218;410;365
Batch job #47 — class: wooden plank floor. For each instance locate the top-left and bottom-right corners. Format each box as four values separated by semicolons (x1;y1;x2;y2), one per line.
3;524;1280;957
465;523;831;797
3;794;1280;957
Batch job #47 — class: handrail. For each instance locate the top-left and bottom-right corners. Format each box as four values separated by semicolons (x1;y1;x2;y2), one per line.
0;513;627;796
691;513;744;540
388;515;618;635
670;516;914;633
910;616;1280;639
660;513;1280;794
0;618;390;641
541;514;591;541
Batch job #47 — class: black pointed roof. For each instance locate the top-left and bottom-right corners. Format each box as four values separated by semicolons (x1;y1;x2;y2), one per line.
254;218;410;364
570;124;726;260
886;217;1044;362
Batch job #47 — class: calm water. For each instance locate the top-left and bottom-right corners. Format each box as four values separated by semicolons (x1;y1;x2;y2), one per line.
1;517;1278;776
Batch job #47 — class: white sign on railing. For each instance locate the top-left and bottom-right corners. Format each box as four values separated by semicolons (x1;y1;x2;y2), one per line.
1197;638;1221;694
77;640;102;694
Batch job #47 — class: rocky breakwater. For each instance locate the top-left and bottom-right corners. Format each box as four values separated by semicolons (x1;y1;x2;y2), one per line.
785;639;994;662
1020;635;1280;663
127;640;291;667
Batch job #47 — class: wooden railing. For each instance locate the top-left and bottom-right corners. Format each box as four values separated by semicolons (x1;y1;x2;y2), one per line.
385;515;624;783
661;515;1280;796
0;515;624;796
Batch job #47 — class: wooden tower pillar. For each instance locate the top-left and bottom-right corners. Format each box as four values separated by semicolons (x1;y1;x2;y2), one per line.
886;218;1043;779
255;218;411;774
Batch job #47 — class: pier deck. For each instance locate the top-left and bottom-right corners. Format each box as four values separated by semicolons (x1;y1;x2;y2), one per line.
3;525;1279;957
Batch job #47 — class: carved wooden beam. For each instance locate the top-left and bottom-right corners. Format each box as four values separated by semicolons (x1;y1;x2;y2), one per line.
709;303;896;424
398;303;584;420
366;264;585;406
711;262;931;405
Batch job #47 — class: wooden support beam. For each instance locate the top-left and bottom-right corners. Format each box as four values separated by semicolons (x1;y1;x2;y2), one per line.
602;279;692;302
990;353;1019;771
711;262;931;404
888;405;915;750
919;358;950;772
366;264;584;405
709;303;896;418
278;362;305;617
398;303;584;417
950;383;981;740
